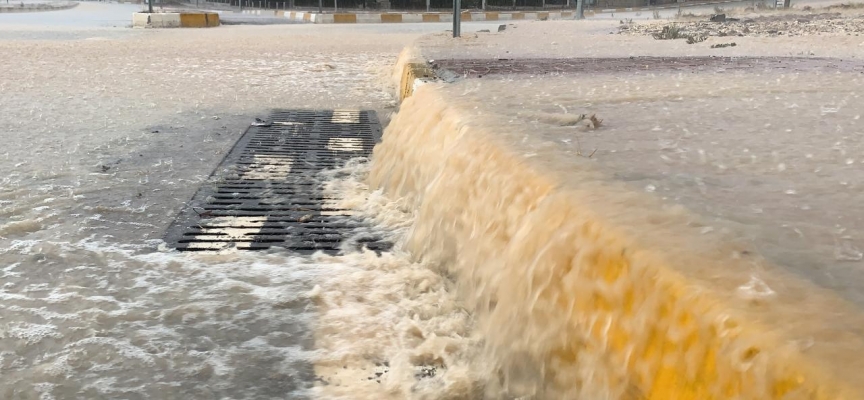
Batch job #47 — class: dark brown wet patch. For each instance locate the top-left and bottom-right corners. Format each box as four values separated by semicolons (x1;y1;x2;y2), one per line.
431;57;864;78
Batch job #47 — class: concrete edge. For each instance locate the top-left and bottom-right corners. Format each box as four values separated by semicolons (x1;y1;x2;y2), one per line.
386;50;864;398
132;12;220;28
243;9;577;23
399;62;436;102
236;0;746;23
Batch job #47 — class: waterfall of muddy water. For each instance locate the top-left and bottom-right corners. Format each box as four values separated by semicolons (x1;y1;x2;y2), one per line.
369;69;864;397
310;160;492;399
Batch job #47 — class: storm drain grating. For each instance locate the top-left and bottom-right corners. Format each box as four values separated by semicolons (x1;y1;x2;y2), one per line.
164;110;391;254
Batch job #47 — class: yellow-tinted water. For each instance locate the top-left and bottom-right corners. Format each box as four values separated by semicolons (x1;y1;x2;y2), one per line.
369;76;864;398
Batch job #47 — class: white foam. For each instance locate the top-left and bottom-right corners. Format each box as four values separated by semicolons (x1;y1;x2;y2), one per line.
3;323;63;345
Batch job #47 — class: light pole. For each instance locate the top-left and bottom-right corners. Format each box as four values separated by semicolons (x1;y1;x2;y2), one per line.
453;0;461;37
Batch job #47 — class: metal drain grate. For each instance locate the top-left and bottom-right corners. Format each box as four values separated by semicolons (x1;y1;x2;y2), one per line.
164;110;391;254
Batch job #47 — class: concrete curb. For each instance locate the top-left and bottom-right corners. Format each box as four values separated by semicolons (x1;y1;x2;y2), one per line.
132;12;220;28
236;0;746;22
388;51;864;399
242;9;578;23
0;1;78;13
399;63;435;102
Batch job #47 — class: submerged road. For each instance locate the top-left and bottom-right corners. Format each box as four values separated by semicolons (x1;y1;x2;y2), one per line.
0;5;488;398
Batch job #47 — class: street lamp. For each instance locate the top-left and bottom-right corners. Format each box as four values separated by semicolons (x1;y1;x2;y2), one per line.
453;0;461;37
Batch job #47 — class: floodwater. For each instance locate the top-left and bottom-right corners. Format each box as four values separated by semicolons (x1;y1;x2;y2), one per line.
369;70;864;397
368;49;864;397
429;70;864;306
0;12;495;399
5;2;864;398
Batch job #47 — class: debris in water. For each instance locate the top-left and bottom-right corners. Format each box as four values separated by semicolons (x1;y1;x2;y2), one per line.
415;366;437;379
835;239;864;261
737;275;776;301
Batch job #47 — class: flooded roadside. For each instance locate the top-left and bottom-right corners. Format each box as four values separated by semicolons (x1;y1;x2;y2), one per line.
0;20;488;399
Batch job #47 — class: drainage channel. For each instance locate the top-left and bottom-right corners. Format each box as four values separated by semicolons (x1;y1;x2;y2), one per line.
164;109;391;254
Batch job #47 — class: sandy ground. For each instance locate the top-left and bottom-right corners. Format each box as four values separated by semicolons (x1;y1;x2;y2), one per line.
620;5;864;40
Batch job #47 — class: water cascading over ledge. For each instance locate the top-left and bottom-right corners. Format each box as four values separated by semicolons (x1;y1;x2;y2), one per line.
367;72;864;398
